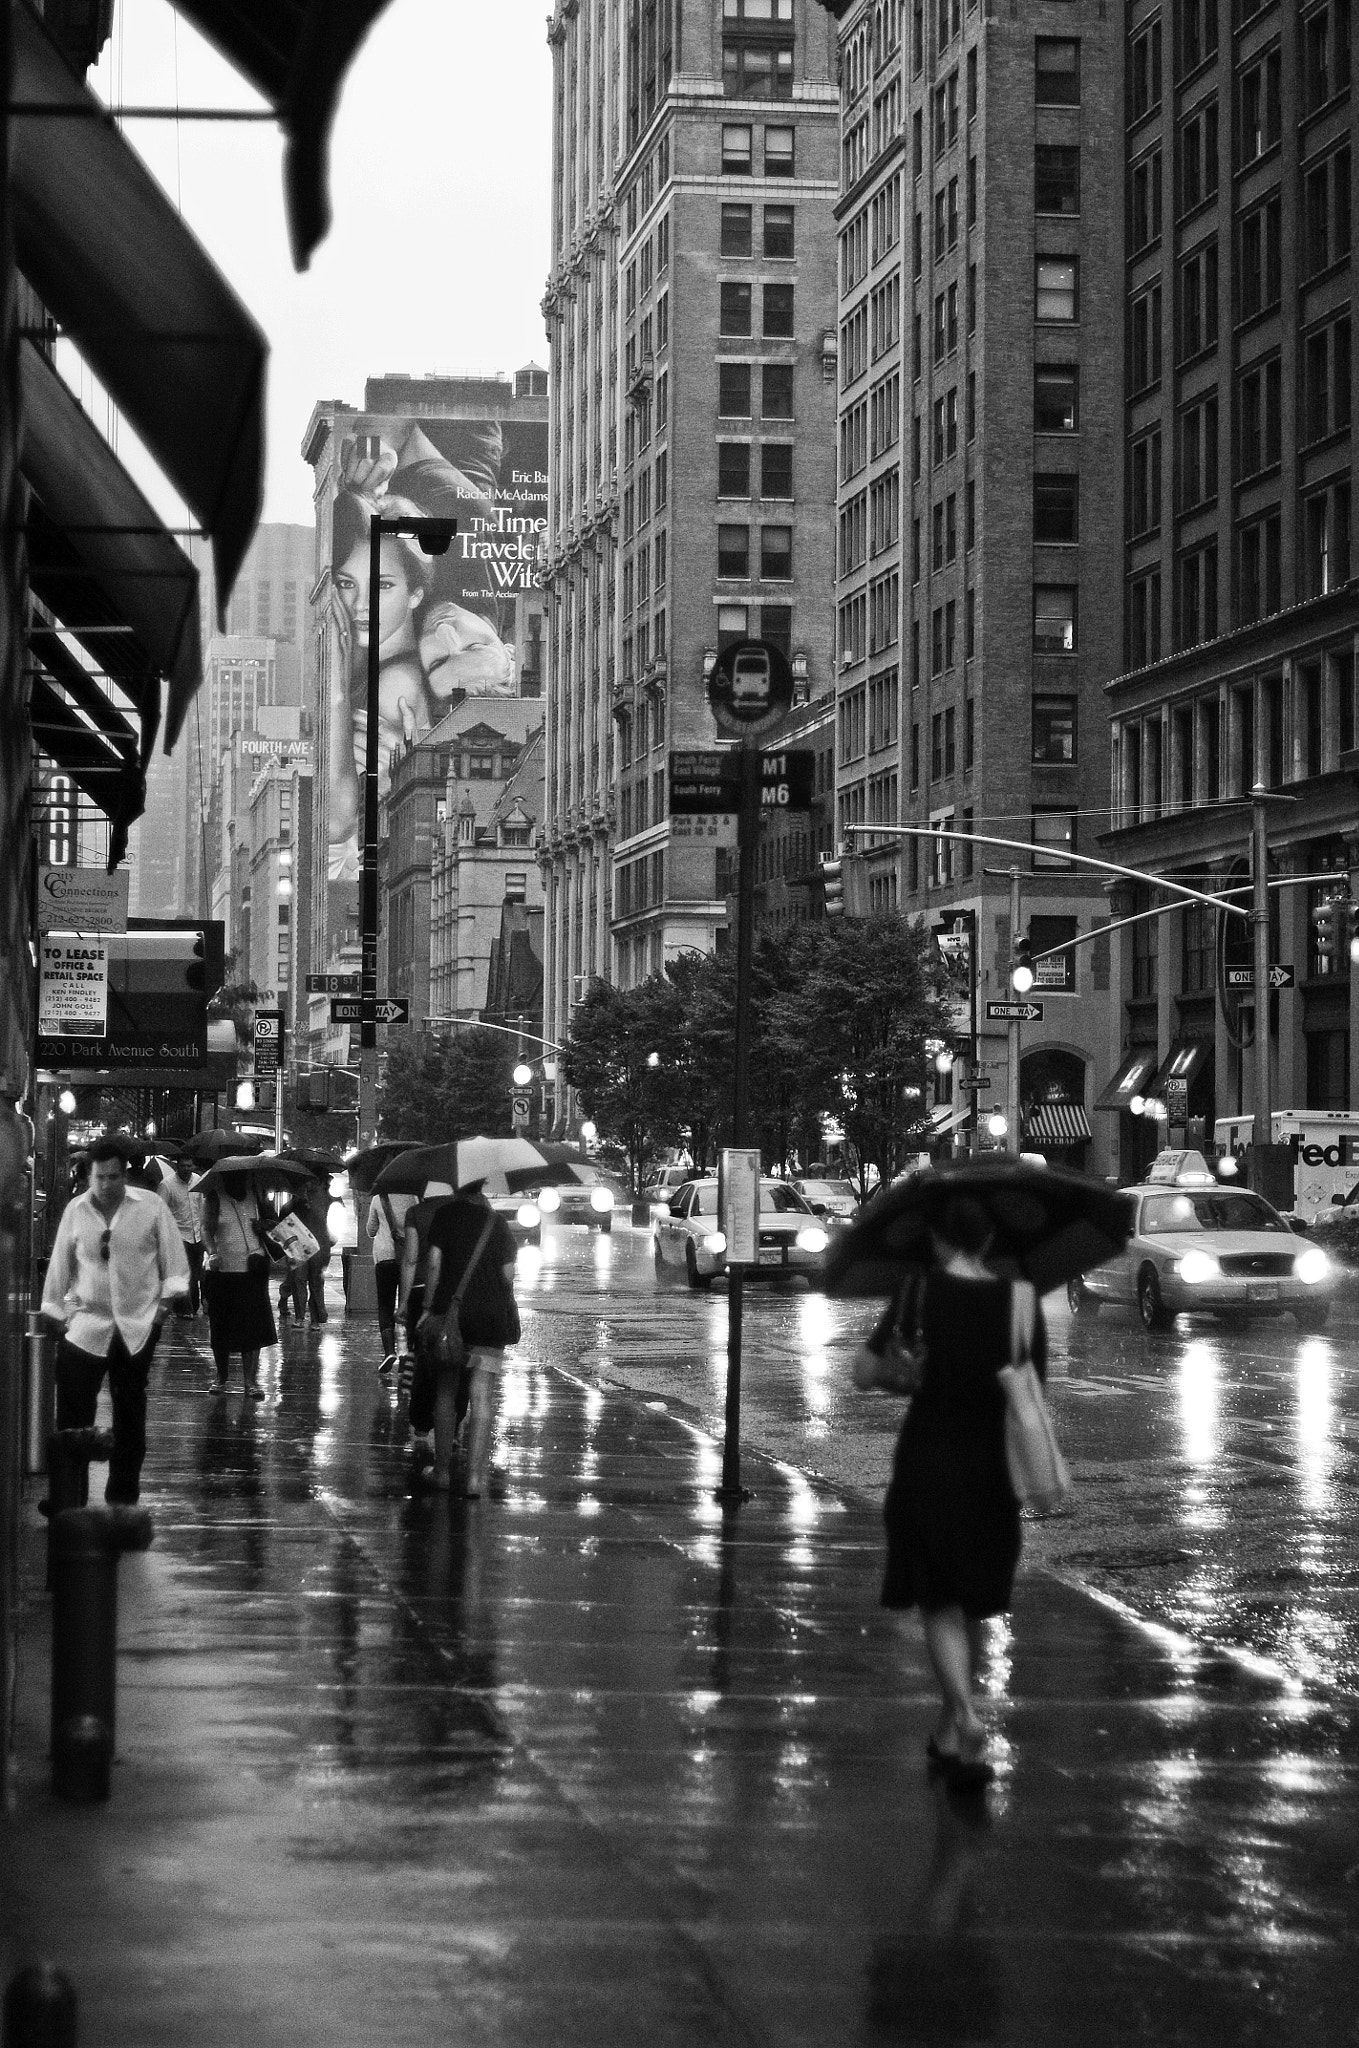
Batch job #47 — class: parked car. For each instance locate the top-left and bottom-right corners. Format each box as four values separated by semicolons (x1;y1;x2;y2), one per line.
536;1164;624;1232
1068;1152;1335;1331
789;1177;861;1223
643;1164;703;1211
653;1178;829;1290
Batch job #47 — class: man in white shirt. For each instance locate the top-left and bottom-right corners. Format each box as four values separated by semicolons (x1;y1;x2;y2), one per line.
157;1153;204;1318
41;1136;190;1504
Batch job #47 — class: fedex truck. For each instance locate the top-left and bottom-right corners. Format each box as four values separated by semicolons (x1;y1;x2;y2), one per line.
1214;1111;1359;1214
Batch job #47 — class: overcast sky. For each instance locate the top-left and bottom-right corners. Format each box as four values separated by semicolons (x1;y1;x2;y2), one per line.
84;0;553;528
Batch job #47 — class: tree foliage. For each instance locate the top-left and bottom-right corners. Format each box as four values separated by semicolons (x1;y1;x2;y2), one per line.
561;914;952;1188
377;1029;516;1143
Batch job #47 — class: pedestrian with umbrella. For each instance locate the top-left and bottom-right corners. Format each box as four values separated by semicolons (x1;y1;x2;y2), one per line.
196;1158;308;1397
829;1159;1132;1793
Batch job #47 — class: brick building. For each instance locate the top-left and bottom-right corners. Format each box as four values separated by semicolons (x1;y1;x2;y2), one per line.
825;0;1126;1168
1098;0;1358;1179
540;0;841;1123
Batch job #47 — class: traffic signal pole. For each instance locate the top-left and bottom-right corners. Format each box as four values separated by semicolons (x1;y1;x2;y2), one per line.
718;743;762;1506
357;513;382;1157
1251;785;1271;1154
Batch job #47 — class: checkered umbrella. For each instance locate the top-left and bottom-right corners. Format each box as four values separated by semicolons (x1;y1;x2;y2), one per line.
370;1136;580;1197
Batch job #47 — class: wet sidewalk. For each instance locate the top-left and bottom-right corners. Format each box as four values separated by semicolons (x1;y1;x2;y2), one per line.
3;1313;1358;2046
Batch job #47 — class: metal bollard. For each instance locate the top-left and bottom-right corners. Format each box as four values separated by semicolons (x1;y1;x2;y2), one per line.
22;1317;56;1478
43;1431;114;1590
3;1963;77;2047
50;1505;154;1803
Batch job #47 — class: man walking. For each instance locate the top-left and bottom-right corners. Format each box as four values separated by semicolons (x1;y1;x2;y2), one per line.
41;1135;190;1504
157;1153;204;1317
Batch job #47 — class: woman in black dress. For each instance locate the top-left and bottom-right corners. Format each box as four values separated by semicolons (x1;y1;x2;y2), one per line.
860;1192;1044;1790
201;1173;279;1398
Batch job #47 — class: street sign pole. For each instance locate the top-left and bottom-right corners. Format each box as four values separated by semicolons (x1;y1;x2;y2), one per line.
719;742;763;1506
1008;869;1022;1155
1252;785;1271;1154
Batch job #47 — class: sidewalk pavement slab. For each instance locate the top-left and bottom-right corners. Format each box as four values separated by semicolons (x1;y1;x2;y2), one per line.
2;1323;1357;2046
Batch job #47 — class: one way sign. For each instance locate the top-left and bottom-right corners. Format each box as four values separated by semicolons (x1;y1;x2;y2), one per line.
331;997;411;1025
1225;964;1294;990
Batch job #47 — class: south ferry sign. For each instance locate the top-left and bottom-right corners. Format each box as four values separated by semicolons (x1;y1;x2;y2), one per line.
669;749;814;814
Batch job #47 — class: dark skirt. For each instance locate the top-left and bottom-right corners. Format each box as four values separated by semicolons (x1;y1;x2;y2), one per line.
202;1269;277;1353
882;1413;1022;1619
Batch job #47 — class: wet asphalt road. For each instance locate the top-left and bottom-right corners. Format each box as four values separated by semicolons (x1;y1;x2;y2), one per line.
519;1219;1359;1699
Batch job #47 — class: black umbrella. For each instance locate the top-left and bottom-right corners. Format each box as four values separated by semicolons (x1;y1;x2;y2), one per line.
822;1158;1134;1299
191;1154;315;1198
344;1141;423;1195
187;1128;267;1166
279;1149;346;1177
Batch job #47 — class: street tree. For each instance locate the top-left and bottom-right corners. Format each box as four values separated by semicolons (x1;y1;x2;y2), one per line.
378;1028;515;1142
563;975;684;1190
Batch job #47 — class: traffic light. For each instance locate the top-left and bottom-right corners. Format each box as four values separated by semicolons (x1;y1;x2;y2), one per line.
1348;900;1359;965
1011;927;1034;992
1313;895;1343;962
822;856;844;918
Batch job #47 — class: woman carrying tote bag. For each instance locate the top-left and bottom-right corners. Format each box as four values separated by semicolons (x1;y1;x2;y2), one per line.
854;1191;1062;1792
417;1185;520;1496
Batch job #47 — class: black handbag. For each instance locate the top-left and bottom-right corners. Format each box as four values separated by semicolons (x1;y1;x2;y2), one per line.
427;1214;497;1371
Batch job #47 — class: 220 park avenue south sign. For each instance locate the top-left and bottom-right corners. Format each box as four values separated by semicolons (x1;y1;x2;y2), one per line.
326;410;547;883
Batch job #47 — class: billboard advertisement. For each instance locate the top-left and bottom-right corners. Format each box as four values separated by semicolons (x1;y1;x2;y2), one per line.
328;414;548;879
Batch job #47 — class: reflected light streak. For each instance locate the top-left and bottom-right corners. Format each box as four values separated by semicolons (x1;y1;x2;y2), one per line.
1175;1342;1222;1469
317;1340;343;1419
1293;1347;1337;1518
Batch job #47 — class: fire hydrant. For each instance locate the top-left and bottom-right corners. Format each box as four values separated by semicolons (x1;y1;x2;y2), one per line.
43;1429;114;1589
49;1505;154;1803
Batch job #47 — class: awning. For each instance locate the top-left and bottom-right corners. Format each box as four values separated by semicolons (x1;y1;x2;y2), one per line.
28;671;143;865
1093;1047;1158;1113
1148;1038;1212;1097
1023;1100;1093;1145
172;0;397;271
11;1;266;735
21;341;201;748
927;1102;972;1137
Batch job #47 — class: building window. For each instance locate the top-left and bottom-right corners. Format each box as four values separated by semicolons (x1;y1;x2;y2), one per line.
1179;241;1218;359
718;524;750;578
764;124;794;176
1237;511;1281;624
721;203;753;255
1178;541;1218;648
1035;257;1077;322
1238;355;1281;475
763;203;794;257
1177;100;1218;214
1034;145;1080;215
1303;316;1352;445
761;603;792;658
761;443;793;498
1238;195;1281;319
1033;585;1077;653
1303;2;1349;115
720;281;752;335
1128;570;1161;668
1032;695;1076;763
719;361;752;416
718;604;749;650
1128;431;1161;537
1130;149;1162;251
763;283;794;337
1303;482;1352;598
1179;0;1217;75
1179;394;1218;512
1035;37;1079;104
1034;365;1078;433
760;524;793;580
1032;810;1076;869
1130;20;1161;119
1034;473;1078;543
722;123;753;174
1239;46;1281;164
1304;147;1352;278
724;38;794;100
1129;283;1162;392
762;362;794;418
718;442;751;496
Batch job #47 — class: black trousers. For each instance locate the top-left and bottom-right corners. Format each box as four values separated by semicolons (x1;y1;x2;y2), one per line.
174;1240;204;1317
56;1326;160;1505
375;1260;400;1352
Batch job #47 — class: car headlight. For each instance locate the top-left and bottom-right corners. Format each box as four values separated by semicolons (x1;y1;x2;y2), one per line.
796;1227;829;1253
702;1231;727;1255
1176;1250;1220;1284
516;1203;541;1229
536;1186;561;1212
590;1186;614;1212
1295;1247;1331;1285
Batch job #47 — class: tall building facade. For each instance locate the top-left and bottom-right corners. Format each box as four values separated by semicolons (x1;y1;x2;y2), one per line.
1099;0;1358;1179
827;0;1125;1170
541;0;841;1111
